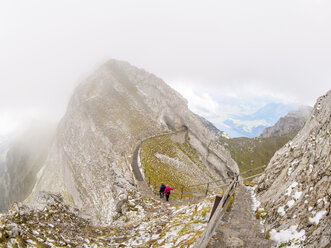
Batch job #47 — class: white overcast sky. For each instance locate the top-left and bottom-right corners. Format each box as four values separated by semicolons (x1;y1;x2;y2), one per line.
0;0;330;135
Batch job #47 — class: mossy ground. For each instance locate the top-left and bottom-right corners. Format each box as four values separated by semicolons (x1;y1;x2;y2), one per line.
226;193;236;212
141;135;217;198
256;208;268;220
0;186;221;247
219;132;297;181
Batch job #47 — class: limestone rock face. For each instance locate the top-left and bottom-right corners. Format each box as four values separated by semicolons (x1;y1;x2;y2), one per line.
197;115;230;139
260;106;312;138
28;59;239;224
255;90;330;247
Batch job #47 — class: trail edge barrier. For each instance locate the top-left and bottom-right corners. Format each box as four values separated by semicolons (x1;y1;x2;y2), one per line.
193;176;239;248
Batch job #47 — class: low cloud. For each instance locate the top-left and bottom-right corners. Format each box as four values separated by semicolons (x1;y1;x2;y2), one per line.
0;0;329;136
169;82;298;137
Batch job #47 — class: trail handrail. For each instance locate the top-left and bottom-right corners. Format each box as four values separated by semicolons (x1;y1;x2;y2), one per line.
148;177;233;199
193;176;239;248
240;165;266;175
146;163;266;199
242;172;264;180
179;165;267;189
133;132;267;199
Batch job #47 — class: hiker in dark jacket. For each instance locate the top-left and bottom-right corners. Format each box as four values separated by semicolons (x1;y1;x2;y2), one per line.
159;183;166;198
164;186;175;202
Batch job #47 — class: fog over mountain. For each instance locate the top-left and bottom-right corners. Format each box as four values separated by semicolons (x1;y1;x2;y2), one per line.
0;122;55;212
23;59;238;224
0;0;330;137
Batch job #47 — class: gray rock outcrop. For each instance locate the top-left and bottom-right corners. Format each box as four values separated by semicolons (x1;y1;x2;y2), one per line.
255;90;330;247
197;115;230;139
27;59;239;224
260;106;312;138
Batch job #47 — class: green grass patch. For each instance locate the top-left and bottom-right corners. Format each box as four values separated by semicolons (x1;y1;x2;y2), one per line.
141;135;212;198
219;131;297;181
256;209;268;220
265;230;271;240
201;207;211;218
0;229;7;243
226;193;236;212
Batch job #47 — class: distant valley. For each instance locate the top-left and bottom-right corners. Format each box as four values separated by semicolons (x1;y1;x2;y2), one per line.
217;105;312;179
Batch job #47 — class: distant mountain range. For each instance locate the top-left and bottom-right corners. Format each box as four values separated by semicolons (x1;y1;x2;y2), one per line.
260;105;312;138
217;102;298;138
216;105;312;178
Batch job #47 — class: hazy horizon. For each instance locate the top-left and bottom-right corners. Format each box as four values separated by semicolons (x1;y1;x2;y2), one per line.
1;0;330;136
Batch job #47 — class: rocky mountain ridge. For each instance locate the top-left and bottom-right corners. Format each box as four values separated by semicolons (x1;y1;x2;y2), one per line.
255;90;330;247
0;185;217;247
26;59;239;225
260;106;312;138
197;115;230;139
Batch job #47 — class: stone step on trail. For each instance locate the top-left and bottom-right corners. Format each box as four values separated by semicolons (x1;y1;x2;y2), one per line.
207;185;276;248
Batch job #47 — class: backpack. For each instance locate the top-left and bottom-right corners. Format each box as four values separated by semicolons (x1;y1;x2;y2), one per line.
160;184;166;193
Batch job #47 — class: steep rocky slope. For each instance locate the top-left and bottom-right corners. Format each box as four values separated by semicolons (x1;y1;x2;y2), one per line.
260;106;312;138
255;90;330;247
0;123;55;212
0;189;219;247
27;59;238;224
197;115;230;139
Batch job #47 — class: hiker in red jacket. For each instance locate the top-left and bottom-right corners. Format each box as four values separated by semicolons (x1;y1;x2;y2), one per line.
164;186;175;202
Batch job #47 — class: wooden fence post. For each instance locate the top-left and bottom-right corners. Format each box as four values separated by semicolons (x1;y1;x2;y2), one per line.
148;177;150;185
205;183;209;196
181;187;184;199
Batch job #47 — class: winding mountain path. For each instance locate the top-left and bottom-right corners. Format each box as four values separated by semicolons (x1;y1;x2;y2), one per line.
132;132;274;247
207;186;275;248
130;131;182;182
131;141;144;181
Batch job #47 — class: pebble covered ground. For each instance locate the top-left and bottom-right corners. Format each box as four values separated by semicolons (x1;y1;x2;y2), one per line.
207;186;275;248
0;184;216;248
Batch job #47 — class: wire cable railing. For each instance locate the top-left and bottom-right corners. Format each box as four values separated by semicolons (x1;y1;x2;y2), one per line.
146;165;266;199
193;176;239;248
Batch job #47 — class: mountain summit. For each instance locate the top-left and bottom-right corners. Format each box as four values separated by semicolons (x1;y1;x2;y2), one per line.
27;59;239;224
